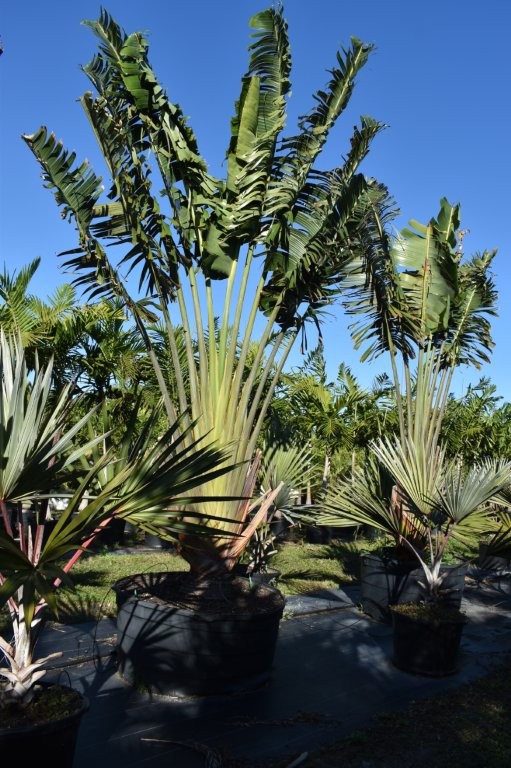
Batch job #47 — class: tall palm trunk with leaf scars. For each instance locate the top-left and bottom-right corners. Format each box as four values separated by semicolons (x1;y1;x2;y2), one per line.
24;6;389;578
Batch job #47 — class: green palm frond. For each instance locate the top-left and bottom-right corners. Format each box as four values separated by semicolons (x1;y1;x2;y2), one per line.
260;172;371;334
31;283;76;324
319;456;399;535
259;442;315;512
371;434;446;519
0;257;40;298
341;183;414;362
438;459;511;525
0;258;41;347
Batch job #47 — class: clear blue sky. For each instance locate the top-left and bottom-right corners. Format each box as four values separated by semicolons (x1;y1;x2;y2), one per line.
1;1;510;402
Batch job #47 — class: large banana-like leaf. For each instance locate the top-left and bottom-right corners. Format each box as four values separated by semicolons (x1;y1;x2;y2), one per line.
441;250;498;369
394;197;459;338
222;8;291;249
343;196;461;366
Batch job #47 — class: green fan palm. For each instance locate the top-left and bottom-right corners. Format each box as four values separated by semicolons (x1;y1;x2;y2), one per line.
321;447;511;602
387;455;511;601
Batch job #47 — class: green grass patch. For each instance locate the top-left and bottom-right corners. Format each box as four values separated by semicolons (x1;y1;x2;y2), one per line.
272;539;366;594
55;549;187;622
1;536;370;628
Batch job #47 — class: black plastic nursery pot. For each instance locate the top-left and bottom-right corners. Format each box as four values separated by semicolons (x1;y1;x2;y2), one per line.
478;542;511;572
390;606;466;677
360;553;468;623
90;517;126;550
0;683;88;765
113;571;286;697
360;553;418;622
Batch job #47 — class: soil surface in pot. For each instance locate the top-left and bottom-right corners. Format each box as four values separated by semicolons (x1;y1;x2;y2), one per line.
1;683;84;729
114;570;285;615
391;602;466;623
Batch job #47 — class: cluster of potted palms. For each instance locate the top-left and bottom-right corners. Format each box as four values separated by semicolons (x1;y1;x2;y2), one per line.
3;12;507;761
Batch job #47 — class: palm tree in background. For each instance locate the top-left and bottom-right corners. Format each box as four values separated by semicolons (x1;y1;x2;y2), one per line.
442;378;511;462
0;258;75;353
268;348;394;494
0;259;150;412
